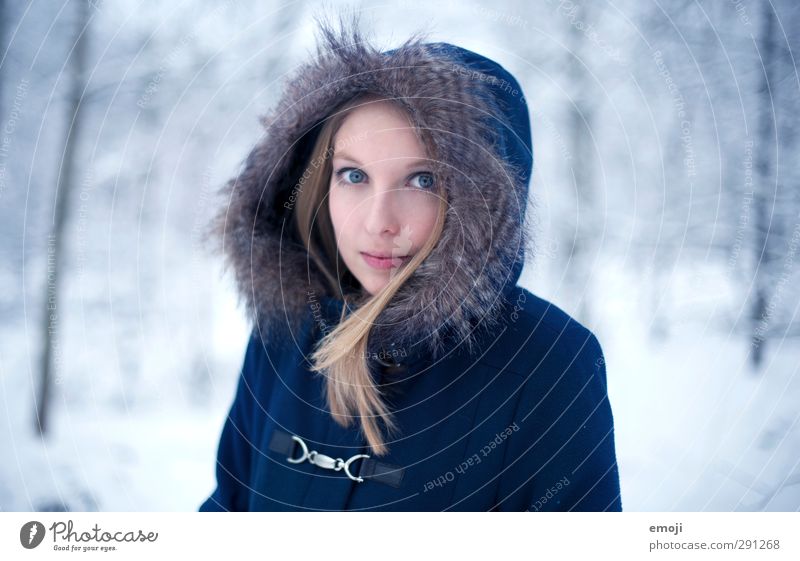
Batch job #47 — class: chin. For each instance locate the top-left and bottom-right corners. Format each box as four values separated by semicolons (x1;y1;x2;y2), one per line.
362;281;384;296
356;275;386;296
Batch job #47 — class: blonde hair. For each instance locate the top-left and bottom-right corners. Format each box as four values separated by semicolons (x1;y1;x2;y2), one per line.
292;94;447;456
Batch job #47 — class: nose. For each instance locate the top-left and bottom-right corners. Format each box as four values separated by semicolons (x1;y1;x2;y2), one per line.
363;187;401;237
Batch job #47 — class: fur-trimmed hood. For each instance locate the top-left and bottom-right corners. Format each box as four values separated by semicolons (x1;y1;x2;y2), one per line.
211;20;534;363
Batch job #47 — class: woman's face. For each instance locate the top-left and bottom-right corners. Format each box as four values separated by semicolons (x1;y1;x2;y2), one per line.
328;100;440;296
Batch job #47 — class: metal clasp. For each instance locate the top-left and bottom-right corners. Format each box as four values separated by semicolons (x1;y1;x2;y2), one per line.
286;435;370;482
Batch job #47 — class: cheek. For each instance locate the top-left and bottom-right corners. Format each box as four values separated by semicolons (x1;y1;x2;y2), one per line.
328;186;359;248
407;192;440;243
328;187;347;234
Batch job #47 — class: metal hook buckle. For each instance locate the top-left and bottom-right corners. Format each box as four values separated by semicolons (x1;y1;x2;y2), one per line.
286;435;370;482
287;435;309;464
342;453;370;483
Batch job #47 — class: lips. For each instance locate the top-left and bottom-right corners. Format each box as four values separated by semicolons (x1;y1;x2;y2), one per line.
360;252;410;270
363;251;406;258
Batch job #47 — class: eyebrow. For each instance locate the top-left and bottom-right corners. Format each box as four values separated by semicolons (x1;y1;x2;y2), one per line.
332;153;431;167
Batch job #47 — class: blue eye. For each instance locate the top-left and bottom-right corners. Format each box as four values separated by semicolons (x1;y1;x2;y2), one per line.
410;172;435;189
333;167;434;189
336;168;366;184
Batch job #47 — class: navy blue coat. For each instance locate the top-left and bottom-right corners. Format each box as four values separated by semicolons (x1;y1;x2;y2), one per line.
198;24;622;512
198;285;621;511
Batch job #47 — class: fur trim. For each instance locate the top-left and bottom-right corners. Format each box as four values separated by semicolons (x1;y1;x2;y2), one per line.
208;16;534;360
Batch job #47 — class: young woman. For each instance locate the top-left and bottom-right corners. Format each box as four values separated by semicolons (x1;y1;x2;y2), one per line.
198;19;622;512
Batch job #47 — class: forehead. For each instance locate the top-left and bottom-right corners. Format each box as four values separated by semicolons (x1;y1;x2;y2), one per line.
332;100;428;161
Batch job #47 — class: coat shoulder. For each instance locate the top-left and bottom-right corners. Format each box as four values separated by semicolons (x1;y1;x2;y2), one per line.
480;288;621;511
477;287;605;381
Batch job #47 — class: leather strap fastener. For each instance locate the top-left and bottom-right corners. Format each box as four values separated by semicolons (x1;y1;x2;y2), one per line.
268;428;405;488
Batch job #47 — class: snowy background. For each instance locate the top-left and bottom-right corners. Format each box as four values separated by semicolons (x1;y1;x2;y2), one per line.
1;0;798;511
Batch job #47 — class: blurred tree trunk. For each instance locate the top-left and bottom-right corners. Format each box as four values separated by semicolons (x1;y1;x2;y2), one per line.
750;5;776;371
0;0;5;119
36;0;90;435
565;2;598;325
